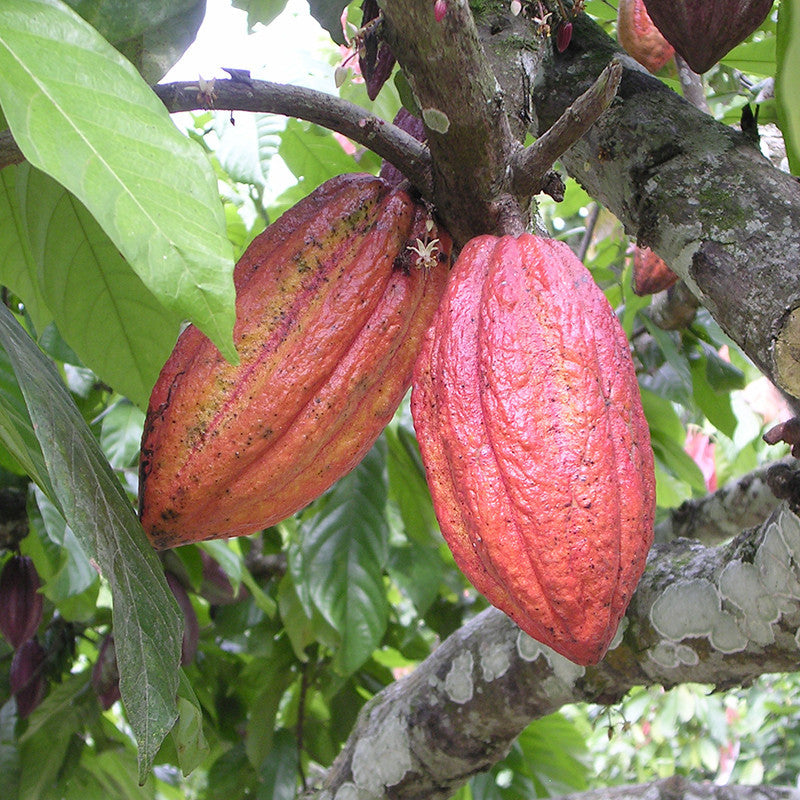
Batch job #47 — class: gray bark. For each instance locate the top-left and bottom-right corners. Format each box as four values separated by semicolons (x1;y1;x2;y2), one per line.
309;497;800;799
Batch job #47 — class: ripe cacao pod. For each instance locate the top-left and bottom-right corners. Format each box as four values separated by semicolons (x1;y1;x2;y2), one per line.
0;555;43;648
631;245;679;296
411;234;656;665
140;173;451;548
641;0;773;73
10;637;47;718
617;0;675;74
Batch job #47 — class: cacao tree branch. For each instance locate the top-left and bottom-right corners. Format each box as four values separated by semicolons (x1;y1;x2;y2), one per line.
0;81;434;199
510;57;622;198
307;501;800;800
524;14;800;400
556;776;800;800
152;79;434;198
380;0;529;242
654;456;799;545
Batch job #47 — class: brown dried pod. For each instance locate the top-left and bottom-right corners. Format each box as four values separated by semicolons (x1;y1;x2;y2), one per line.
641;0;773;73
0;555;44;649
412;234;656;665
617;0;675;73
139;173;451;548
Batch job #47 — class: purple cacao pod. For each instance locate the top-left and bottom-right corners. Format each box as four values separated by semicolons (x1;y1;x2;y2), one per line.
380;109;427;188
199;551;246;606
0;555;44;648
92;634;121;710
166;572;199;666
641;0;774;73
10;638;47;718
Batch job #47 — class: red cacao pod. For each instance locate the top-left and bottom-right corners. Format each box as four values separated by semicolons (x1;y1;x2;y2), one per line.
617;0;675;73
10;638;47;718
411;234;655;665
632;245;679;296
0;555;43;648
641;0;773;73
139;174;451;548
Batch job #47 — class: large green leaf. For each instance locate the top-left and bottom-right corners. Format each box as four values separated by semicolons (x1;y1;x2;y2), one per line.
256;729;298;800
0;165;52;331
777;0;800;173
291;441;390;676
0;342;55;497
232;0;290;30
0;0;237;362
306;0;348;44
13;165;184;407
278;119;363;189
0;304;182;780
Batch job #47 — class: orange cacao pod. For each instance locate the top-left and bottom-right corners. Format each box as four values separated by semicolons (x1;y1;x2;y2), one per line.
140;174;451;548
632;245;679;296
411;234;655;665
617;0;675;73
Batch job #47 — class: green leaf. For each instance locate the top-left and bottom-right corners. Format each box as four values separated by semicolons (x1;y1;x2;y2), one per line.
171;671;209;777
214;112;285;188
278;119;363;190
232;0;290;30
306;0;348;44
721;35;776;77
0;340;55;498
0;0;237;361
689;354;738;438
291;441;390;676
0;701;20;800
385;423;440;546
100;400;146;469
777;0;800;173
15;165;184;407
0;304;182;780
0;165;52;331
256;729;298;800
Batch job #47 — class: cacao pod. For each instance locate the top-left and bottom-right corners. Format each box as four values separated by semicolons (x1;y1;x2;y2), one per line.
92;634;121;710
0;555;43;648
411;234;655;665
139;173;451;548
380;109;426;188
199;550;246;606
616;0;675;74
165;572;199;665
10;637;47;718
641;0;773;73
631;245;679;296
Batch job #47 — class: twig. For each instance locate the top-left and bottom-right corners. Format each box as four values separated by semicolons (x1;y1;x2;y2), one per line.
674;54;710;114
576;202;600;261
510;57;622;198
1;80;434;199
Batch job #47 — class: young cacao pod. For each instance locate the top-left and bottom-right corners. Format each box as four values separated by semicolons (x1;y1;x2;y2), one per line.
10;637;47;718
641;0;773;73
616;0;675;74
411;234;656;665
631;245;679;296
0;555;43;648
139;173;451;548
165;572;199;665
92;634;121;710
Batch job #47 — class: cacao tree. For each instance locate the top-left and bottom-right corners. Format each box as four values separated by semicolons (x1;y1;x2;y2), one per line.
1;1;800;799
